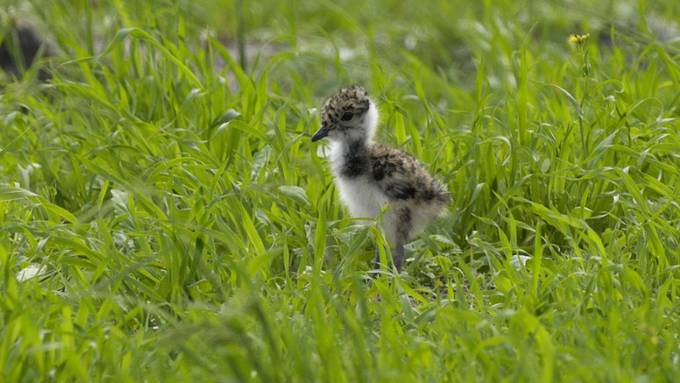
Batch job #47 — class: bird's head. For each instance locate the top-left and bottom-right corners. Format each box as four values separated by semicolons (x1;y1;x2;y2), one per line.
312;85;378;144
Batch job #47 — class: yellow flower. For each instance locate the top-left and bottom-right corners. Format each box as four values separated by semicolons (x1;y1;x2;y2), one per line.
568;33;590;45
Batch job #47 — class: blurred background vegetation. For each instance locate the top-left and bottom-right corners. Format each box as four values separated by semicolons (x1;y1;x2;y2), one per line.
0;0;679;381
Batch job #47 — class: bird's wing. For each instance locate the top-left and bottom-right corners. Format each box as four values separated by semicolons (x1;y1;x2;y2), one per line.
370;145;437;201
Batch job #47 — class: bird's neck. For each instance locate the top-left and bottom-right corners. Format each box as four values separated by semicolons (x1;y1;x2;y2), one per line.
331;138;370;178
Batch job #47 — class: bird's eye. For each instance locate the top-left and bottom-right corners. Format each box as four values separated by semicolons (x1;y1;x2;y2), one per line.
341;111;354;121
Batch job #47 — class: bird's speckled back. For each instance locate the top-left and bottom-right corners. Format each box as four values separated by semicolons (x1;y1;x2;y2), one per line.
320;85;370;130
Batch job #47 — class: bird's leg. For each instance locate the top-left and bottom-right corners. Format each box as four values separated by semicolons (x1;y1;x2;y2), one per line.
393;242;405;272
393;207;412;273
373;246;381;270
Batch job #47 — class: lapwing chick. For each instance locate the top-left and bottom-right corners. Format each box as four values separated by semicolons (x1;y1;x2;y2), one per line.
0;18;53;80
312;85;449;272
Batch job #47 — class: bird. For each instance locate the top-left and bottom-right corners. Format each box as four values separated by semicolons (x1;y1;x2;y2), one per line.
311;85;450;272
0;18;53;80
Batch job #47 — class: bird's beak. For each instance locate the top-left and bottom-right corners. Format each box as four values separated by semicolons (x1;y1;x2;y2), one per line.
311;126;330;142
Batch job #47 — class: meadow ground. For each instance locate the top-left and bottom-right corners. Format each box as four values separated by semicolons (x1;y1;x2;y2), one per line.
1;0;679;381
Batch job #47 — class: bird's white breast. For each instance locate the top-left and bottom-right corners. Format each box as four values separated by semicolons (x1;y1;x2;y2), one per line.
335;175;388;219
329;141;387;219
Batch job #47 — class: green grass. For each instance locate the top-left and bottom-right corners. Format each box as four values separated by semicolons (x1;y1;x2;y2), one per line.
1;0;679;381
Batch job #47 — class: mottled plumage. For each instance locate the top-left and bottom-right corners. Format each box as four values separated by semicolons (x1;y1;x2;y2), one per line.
0;20;53;80
312;85;449;272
